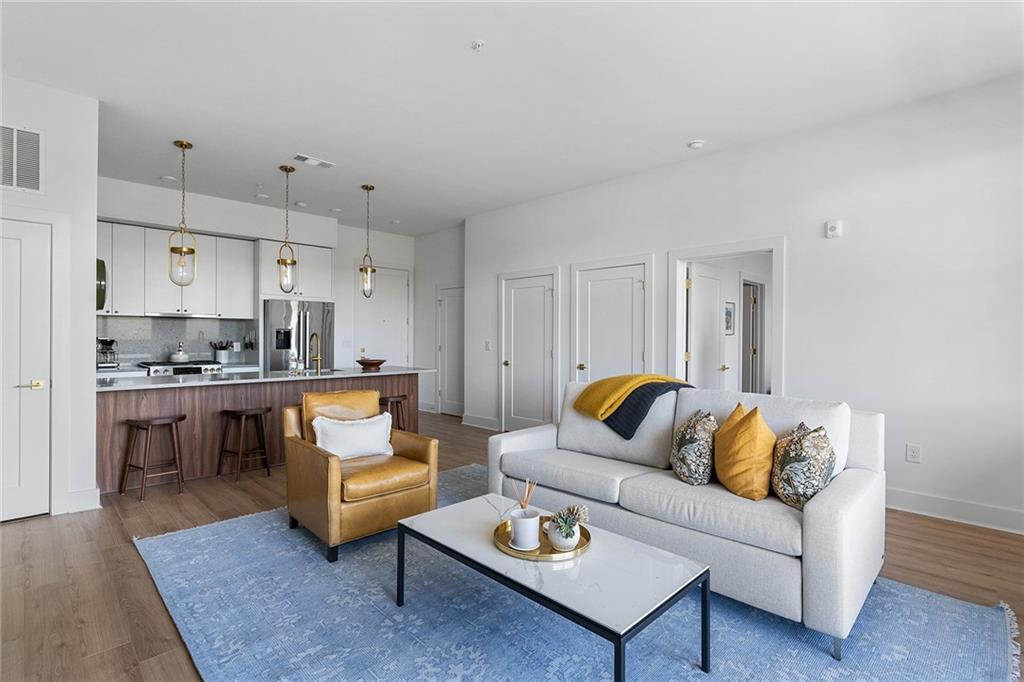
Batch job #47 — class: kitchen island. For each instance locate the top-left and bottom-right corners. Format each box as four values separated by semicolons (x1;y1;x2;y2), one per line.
96;366;434;493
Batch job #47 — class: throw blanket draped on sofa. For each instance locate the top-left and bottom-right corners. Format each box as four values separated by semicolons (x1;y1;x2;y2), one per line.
574;374;691;439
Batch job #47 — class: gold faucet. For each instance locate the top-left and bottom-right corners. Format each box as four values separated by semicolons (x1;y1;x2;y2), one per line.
309;332;322;375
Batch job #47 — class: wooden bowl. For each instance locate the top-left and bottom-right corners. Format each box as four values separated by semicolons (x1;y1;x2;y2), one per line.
357;358;386;372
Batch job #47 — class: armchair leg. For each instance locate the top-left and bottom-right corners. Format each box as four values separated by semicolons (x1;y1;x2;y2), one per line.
326;545;339;563
832;637;842;661
288;515;299;529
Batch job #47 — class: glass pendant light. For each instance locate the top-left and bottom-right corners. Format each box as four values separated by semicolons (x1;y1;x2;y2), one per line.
168;140;197;287
359;183;377;298
276;165;297;293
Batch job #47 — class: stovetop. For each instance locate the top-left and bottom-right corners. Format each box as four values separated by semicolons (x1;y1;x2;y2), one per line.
137;361;221;367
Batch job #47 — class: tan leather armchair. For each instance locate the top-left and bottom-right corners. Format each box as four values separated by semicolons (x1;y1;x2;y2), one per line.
283;389;438;562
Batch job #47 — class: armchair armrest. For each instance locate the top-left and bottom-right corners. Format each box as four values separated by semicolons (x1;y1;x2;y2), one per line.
802;467;886;640
487;423;558;494
392;429;439;509
284;435;342;547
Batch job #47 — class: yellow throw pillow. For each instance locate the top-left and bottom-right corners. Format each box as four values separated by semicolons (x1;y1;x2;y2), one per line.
714;404;777;501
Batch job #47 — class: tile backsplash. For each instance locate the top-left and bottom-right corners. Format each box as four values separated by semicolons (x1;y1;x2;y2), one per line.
97;316;259;365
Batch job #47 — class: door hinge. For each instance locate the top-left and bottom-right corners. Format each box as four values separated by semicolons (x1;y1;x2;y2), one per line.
752;296;757;305
752;347;757;356
684;279;692;289
639;279;646;291
438;344;442;352
684;351;692;362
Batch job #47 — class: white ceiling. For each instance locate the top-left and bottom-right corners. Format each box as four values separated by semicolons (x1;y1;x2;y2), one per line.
3;2;1021;236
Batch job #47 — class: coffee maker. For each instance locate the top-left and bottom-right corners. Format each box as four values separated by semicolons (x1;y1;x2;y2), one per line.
96;337;119;369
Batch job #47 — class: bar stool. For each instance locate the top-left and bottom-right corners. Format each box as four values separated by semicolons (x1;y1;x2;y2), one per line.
119;415;187;501
218;407;273;481
379;394;408;431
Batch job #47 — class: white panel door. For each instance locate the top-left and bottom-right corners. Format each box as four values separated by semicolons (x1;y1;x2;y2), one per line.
502;274;554;430
216;237;254;319
354;266;409;364
687;262;728;389
298;245;333;300
1;220;51;520
96;221;112;315
110;224;145;316
181;233;217;315
573;263;645;382
145;228;184;314
437;286;464;416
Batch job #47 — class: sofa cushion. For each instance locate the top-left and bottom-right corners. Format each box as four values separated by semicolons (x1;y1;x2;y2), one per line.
713;404;777;501
619;470;803;556
501;448;657;503
557;382;676;468
340;455;429;502
676;389;851;478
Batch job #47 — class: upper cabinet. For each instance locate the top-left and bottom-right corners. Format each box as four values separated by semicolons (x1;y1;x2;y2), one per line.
216;237;254;319
96;221;145;316
258;239;333;300
145;228;187;314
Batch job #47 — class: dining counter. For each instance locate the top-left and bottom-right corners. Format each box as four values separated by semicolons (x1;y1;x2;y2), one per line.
96;366;435;493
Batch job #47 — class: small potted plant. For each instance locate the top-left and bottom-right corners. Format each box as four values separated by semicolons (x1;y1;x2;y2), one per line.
547;504;589;551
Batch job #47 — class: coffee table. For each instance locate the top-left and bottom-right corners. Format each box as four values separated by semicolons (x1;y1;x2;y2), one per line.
396;493;710;680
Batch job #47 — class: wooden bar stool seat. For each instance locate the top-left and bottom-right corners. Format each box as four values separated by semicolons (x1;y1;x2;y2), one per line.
119;414;187;501
378;394;408;431
218;407;273;481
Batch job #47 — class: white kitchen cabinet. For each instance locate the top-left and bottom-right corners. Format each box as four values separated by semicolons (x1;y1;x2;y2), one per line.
109;224;146;316
258;239;333;300
96;222;112;315
145;228;186;314
216;237;254;319
181;233;217;315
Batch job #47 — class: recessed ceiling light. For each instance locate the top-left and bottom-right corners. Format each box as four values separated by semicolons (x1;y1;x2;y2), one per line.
293;154;335;169
329;208;343;213
159;175;177;183
687;139;706;150
254;192;270;200
471;39;485;52
294;201;308;208
391;219;402;225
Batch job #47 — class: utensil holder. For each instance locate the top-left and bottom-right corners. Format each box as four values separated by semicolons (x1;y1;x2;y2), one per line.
215;350;231;363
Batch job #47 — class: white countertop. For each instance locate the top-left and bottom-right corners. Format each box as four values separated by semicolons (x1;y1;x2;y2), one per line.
96;366;436;392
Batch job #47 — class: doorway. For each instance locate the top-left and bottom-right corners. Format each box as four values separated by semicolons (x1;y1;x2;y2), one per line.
1;219;52;520
436;285;464;416
354;265;411;365
499;268;558;431
741;279;766;393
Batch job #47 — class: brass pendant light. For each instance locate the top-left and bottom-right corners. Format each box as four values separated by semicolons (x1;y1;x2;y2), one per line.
277;165;297;293
168;140;197;287
359;183;377;299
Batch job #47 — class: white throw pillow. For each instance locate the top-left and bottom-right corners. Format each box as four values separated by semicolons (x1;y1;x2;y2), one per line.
312;412;394;460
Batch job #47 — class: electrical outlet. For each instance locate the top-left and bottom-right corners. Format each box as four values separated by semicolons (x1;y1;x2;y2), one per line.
484;340;492;351
905;443;922;464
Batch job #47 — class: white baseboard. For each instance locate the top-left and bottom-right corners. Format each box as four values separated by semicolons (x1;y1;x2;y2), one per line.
52;487;101;515
462;413;500;431
887;486;1024;535
419;402;438;413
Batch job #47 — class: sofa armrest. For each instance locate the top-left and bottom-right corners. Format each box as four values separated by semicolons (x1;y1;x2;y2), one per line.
802;467;886;640
284;435;343;547
392;429;439;509
487;423;558;494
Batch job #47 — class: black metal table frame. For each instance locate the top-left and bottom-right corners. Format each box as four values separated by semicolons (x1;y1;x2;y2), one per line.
397;523;710;681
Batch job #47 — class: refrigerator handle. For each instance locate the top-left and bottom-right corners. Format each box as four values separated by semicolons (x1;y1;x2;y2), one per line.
296;306;304;367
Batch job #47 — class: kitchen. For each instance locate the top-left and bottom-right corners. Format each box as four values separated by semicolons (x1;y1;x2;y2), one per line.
94;147;428;495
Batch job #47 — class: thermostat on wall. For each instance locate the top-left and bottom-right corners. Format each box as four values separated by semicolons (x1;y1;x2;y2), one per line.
825;219;844;239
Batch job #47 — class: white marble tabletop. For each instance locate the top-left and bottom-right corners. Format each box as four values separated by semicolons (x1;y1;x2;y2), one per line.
400;493;708;635
96;366;436;392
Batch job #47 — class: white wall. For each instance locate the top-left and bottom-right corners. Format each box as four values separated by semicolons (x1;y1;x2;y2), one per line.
413;225;466;411
464;75;1023;532
334;224;415;367
99;176;339;247
2;77;100;513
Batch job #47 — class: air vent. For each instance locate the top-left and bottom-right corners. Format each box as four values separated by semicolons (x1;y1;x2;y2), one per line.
1;125;42;192
293;153;335;169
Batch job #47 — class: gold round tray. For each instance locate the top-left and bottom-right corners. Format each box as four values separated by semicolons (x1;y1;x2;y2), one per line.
493;515;591;562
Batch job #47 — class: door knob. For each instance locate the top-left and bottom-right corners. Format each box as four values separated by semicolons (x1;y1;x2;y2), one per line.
15;380;44;390
576;363;587;371
502;360;510;367
720;364;730;372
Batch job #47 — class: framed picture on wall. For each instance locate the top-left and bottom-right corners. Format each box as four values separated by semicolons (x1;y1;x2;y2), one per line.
724;301;736;335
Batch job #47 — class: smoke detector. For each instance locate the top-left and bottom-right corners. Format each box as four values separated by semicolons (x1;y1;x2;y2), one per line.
687;139;706;150
293;154;335;169
471;39;485;52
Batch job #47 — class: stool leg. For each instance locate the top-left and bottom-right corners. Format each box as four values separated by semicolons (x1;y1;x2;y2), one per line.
236;415;247;482
171;421;185;495
398;400;406;431
258;412;271;477
216;413;229;477
138;426;153;502
119;426;138;494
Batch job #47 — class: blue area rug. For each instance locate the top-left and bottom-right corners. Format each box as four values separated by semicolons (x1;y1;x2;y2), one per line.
136;464;1019;681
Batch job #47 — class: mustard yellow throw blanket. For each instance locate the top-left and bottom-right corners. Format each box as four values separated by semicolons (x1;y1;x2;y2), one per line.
573;374;681;421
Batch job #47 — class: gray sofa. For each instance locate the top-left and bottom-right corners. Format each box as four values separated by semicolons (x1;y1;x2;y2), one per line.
488;382;885;659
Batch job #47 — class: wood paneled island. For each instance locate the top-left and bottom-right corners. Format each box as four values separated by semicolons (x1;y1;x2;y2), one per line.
96;367;431;493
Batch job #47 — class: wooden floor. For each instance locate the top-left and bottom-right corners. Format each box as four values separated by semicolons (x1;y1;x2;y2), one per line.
1;412;1020;680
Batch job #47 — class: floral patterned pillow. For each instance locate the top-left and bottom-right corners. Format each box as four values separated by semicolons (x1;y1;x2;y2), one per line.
671;410;717;485
771;423;836;510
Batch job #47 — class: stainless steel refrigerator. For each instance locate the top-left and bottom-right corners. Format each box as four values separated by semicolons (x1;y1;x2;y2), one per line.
263;299;335;371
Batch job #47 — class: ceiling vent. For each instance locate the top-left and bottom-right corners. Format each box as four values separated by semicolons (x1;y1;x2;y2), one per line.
1;125;42;192
293;153;335;169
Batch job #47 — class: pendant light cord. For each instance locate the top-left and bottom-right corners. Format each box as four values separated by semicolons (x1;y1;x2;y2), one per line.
179;145;187;229
364;187;371;256
284;171;290;243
